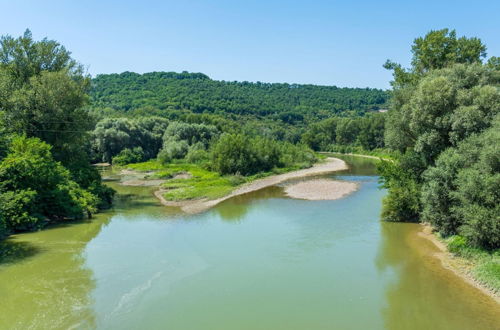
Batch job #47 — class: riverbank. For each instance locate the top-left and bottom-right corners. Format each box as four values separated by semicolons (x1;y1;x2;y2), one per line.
418;224;500;304
154;157;349;214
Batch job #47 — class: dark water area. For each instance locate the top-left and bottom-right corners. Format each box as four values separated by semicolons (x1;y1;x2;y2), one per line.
1;156;498;329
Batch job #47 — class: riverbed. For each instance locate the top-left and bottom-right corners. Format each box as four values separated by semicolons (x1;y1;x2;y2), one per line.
0;155;498;329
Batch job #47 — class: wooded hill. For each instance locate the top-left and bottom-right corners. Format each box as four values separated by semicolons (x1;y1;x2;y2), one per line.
89;71;388;122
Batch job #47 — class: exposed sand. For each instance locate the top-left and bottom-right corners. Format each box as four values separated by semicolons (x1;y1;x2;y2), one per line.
155;157;349;214
418;224;499;303
284;179;358;200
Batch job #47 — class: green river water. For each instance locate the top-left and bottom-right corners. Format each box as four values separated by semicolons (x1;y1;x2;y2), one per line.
0;156;499;329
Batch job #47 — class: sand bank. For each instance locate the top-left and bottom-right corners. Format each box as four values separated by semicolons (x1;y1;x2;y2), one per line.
155;157;349;214
284;179;358;200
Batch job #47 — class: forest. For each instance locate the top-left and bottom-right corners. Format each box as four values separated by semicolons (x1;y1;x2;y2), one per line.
90;71;388;120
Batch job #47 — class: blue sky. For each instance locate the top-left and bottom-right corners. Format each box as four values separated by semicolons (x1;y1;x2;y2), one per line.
1;0;499;89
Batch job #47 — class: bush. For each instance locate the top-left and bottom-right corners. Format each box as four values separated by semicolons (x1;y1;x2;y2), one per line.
378;159;421;222
0;190;38;231
157;140;189;165
112;147;145;165
0;136;99;231
185;143;209;164
447;235;468;254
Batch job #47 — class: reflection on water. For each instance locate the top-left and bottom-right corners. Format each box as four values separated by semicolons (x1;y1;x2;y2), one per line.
1;158;499;329
0;216;109;329
215;186;284;222
376;222;500;330
0;240;40;265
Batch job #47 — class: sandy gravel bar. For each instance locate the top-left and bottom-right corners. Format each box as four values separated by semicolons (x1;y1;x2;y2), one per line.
284;179;358;200
156;157;349;214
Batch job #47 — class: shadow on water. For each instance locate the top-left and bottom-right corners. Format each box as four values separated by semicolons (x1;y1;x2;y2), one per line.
0;239;41;265
375;222;500;330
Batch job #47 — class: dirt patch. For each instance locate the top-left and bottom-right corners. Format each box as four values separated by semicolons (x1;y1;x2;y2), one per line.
173;172;192;179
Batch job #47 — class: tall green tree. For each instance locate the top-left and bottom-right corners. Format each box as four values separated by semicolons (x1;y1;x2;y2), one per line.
384;28;487;88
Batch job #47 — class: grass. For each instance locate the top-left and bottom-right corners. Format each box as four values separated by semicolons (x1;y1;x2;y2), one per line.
123;160;313;202
444;235;500;294
125;161;241;200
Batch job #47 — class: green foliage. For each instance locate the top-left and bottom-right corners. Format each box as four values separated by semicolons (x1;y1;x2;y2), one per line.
92;116;169;162
385;28;487;88
158;140;189;164
444;235;500;293
382;29;499;250
378;159;421;222
210;134;256;175
185;143;209;164
0;30;113;240
90;71;388;121
0;190;38;231
112;147;145;166
163;121;218;147
0;136;99;231
447;235;468;254
210;134;311;175
421;117;500;248
411;29;486;74
301;113;385;151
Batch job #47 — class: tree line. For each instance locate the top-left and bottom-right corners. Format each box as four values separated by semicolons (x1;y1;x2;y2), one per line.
89;71;388;122
0;30;114;239
380;29;499;250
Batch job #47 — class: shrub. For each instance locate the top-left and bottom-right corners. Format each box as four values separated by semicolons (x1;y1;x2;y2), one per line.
0;136;99;231
185;143;209;164
157;140;189;165
112;147;145;166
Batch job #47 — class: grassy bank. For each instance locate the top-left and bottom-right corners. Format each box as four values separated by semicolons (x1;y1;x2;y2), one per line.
124;160;312;202
442;234;500;295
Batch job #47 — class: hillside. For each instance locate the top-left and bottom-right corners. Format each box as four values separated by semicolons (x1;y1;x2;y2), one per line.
90;71;388;122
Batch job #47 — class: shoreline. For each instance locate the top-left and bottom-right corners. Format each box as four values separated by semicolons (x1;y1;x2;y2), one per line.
418;224;499;304
154;157;349;214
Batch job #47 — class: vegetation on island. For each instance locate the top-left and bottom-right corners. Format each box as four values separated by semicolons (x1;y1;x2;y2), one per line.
379;29;499;292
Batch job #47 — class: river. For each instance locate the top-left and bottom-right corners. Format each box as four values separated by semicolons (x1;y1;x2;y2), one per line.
0;156;498;329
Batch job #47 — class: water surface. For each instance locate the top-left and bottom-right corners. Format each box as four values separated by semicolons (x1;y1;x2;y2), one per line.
1;156;499;329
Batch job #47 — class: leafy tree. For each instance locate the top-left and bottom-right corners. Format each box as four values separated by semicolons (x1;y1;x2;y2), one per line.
0;30;91;162
112;147;145;165
157;140;189;164
0;29;81;85
163;121;218;147
381;29;499;249
0;136;99;231
421;116;500;248
92;116;169;162
0;30;113;236
384;28;487;88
